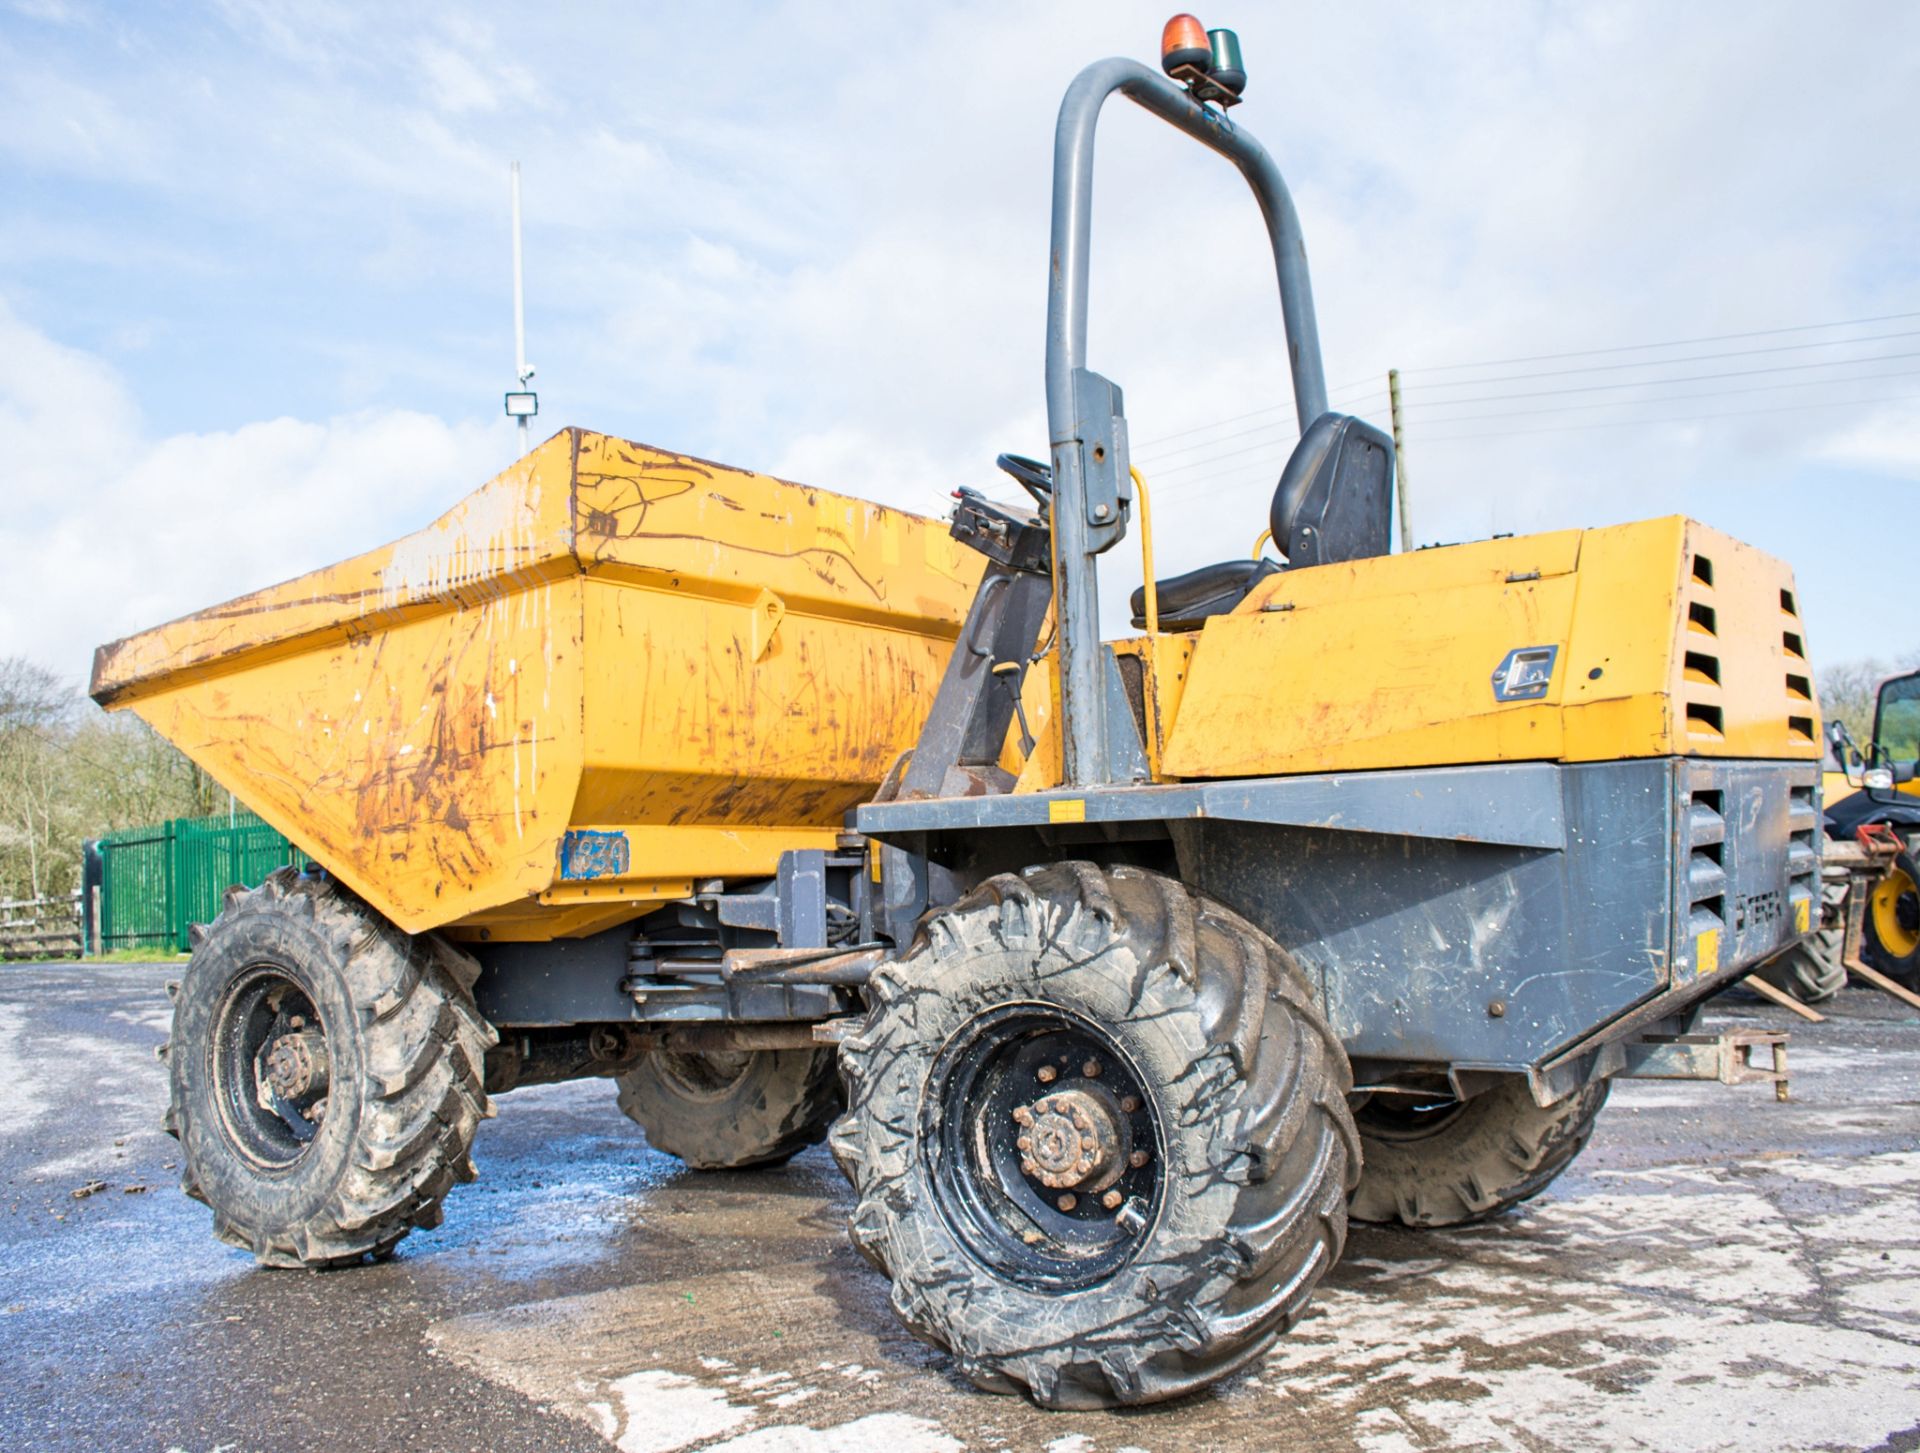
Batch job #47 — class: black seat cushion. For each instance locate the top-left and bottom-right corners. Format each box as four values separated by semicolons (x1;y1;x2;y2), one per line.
1129;558;1280;631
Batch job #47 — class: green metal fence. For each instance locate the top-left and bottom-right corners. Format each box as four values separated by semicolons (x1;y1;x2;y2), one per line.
96;811;314;954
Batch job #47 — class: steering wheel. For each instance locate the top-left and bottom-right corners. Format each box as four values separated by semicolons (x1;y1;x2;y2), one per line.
995;453;1054;510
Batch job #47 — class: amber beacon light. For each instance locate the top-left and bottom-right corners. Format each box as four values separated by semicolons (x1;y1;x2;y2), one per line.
1160;13;1211;74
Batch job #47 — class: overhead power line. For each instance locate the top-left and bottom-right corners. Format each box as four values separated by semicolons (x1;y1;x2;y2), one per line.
1123;306;1920;481
1399;349;1920;408
1417;390;1920;445
1407;328;1920;390
1402;308;1920;374
1402;368;1920;426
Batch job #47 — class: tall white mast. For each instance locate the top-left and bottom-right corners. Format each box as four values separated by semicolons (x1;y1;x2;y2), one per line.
506;161;537;455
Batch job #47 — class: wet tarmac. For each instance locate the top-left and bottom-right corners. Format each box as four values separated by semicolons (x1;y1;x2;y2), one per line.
2;963;1917;1453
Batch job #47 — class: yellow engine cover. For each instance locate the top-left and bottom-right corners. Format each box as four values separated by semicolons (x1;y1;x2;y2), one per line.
1156;516;1818;779
92;430;983;938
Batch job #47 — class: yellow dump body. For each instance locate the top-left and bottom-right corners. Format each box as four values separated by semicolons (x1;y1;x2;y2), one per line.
92;430;984;940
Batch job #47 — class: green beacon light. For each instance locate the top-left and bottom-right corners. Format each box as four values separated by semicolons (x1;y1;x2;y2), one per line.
1207;28;1246;95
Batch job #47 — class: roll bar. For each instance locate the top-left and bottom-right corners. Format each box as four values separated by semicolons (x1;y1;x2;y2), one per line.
1045;57;1328;786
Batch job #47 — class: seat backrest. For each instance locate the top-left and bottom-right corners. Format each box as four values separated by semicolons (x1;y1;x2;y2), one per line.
1269;412;1396;568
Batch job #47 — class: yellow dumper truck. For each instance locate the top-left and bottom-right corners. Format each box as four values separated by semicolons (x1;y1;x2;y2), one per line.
93;22;1822;1410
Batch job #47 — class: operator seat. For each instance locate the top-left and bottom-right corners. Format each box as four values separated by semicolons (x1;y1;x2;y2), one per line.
1129;411;1396;631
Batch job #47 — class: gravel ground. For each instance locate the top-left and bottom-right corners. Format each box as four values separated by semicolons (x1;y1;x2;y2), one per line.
2;963;1916;1453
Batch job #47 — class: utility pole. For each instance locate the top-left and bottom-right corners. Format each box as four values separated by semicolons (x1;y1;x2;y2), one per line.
1388;367;1412;552
504;161;538;456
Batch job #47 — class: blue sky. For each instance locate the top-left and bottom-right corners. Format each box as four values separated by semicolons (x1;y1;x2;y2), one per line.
3;1;1917;682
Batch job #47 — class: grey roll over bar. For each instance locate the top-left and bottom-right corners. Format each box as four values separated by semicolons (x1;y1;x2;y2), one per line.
1045;57;1329;786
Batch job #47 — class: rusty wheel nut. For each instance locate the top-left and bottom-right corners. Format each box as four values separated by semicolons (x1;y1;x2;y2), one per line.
1119;1095;1140;1113
1036;1065;1058;1084
1082;1059;1101;1078
1057;1193;1077;1212
1017;1135;1032;1151
1129;1149;1150;1169
1011;1105;1033;1127
1101;1189;1123;1211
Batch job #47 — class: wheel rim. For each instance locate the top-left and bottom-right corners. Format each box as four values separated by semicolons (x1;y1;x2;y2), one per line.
210;965;331;1170
1870;867;1920;959
1355;1093;1467;1142
923;1003;1164;1292
654;1050;755;1102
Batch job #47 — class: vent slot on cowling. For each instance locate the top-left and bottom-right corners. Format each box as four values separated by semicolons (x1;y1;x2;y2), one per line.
1689;602;1718;636
1787;715;1814;743
1786;673;1812;701
1684;651;1722;685
1786;778;1819;923
1687;702;1725;737
1783;631;1805;659
1781;588;1798;616
1693;555;1715;587
1687;788;1727;944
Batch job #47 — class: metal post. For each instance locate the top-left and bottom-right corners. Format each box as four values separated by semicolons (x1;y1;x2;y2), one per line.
1045;58;1328;786
511;161;530;458
1388;368;1412;553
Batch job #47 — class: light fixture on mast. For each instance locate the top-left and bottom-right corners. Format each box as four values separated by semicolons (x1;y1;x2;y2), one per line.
505;160;538;455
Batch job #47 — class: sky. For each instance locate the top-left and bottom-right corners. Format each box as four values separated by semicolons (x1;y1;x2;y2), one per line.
2;0;1917;691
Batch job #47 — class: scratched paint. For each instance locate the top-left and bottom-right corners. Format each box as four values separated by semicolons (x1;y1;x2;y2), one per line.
92;430;980;938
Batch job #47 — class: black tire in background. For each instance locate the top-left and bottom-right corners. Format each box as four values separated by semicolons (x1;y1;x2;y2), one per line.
615;1048;842;1169
1348;1074;1609;1228
831;862;1359;1409
163;868;495;1267
1754;864;1849;1004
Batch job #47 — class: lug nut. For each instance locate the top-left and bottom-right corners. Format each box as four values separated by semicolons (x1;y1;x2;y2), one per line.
1119;1095;1140;1113
1129;1149;1150;1169
1101;1190;1123;1210
1037;1065;1058;1084
1083;1059;1101;1078
1057;1193;1077;1212
1011;1106;1033;1126
1017;1135;1032;1151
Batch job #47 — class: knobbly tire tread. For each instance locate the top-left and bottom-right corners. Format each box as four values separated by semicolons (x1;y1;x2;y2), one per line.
1348;1074;1609;1229
830;861;1359;1409
615;1048;842;1170
1754;864;1848;1004
163;868;496;1268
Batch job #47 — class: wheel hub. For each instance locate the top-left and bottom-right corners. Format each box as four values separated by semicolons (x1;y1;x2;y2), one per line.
924;1005;1163;1291
264;1027;329;1102
1012;1089;1119;1189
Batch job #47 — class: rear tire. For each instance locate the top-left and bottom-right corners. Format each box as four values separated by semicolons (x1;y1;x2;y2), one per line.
1754;864;1848;1004
831;862;1358;1409
1348;1075;1608;1228
615;1049;841;1169
163;869;495;1267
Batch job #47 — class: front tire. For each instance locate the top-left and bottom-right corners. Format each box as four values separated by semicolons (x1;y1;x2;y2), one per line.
1348;1075;1609;1228
615;1048;841;1169
163;869;495;1267
831;862;1359;1409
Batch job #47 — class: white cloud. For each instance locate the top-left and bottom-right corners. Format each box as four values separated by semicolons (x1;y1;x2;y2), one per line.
1819;400;1920;480
1;1;1917;667
0;303;504;689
